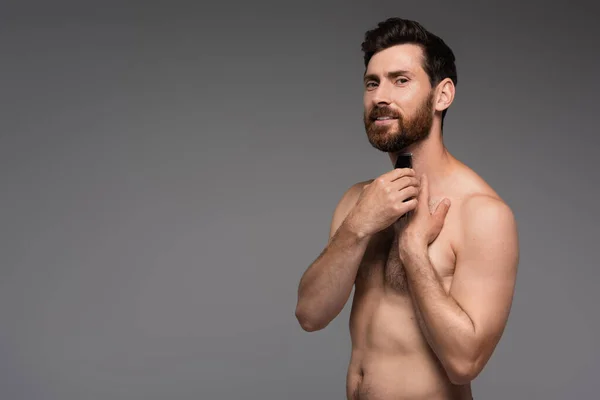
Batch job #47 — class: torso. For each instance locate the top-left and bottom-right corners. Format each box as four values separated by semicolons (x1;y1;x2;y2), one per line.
346;167;498;400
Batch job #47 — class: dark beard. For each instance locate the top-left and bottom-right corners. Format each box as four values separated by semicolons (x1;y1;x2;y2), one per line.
363;92;434;153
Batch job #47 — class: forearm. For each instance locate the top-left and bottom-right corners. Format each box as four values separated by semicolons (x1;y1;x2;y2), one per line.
296;222;370;331
401;247;478;381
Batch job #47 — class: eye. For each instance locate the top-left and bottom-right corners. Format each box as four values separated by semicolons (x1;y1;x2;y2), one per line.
395;77;409;85
365;81;378;90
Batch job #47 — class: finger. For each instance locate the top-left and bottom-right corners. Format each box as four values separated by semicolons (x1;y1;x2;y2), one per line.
389;176;420;191
383;167;415;182
394;198;418;217
433;198;451;228
394;185;419;202
417;174;429;213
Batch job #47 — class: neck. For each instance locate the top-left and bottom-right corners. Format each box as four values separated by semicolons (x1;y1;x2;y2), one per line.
388;125;454;184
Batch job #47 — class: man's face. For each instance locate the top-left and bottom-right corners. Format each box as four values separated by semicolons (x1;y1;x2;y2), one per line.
363;44;434;153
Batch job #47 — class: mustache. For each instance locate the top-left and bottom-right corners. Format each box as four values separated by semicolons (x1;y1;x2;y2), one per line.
368;106;400;120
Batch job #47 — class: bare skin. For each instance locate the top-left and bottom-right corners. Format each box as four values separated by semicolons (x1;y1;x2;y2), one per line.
295;43;519;400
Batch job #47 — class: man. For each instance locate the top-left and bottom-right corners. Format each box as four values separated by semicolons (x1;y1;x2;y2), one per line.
295;17;519;400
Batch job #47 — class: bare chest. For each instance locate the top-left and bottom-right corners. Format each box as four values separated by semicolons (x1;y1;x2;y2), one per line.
357;212;457;294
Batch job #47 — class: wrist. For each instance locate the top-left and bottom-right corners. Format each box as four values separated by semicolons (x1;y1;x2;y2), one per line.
341;215;370;242
399;238;428;264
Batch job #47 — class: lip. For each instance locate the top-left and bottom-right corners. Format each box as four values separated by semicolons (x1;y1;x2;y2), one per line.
373;117;398;125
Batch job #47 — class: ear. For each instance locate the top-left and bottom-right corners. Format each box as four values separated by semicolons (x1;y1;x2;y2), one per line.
434;78;455;113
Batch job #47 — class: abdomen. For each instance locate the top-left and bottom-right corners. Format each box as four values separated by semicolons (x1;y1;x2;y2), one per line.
349;285;430;355
347;290;468;400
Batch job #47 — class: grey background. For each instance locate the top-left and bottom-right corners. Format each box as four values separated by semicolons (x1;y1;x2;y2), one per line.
1;0;598;399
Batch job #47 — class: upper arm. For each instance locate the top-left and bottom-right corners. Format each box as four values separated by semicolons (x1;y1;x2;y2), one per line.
328;181;368;243
450;195;520;361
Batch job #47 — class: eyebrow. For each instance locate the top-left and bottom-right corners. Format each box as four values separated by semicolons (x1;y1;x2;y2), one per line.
363;69;413;83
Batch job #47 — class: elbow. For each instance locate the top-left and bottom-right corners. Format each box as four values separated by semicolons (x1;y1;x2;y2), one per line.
443;335;488;385
447;369;477;386
445;357;482;385
295;305;328;332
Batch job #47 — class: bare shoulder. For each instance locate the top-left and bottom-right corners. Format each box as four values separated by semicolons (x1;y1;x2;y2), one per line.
453;170;519;262
328;179;372;240
460;193;517;236
457;164;516;229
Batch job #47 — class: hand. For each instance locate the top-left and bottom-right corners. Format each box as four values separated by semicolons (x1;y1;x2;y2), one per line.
345;168;420;237
398;174;451;256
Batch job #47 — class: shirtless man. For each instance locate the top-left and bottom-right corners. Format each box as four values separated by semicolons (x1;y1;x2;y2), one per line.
295;18;519;400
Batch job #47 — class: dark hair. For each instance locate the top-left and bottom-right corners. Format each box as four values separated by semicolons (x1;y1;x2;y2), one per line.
361;17;457;122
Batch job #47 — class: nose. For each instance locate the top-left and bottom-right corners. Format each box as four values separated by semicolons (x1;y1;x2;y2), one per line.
371;81;392;105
